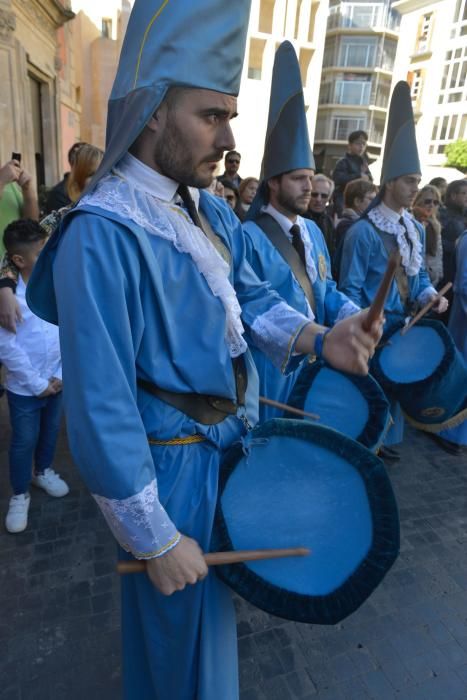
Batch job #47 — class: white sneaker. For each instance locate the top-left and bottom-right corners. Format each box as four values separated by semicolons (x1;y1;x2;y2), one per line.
32;468;69;497
6;493;31;533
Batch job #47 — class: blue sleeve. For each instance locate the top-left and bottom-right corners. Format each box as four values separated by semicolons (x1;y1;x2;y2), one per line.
338;221;373;308
54;212;180;560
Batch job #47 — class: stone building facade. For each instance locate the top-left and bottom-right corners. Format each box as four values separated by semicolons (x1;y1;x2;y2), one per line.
0;0;77;193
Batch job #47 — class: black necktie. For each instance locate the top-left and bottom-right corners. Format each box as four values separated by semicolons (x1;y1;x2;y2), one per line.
290;224;306;267
399;216;413;253
177;183;204;232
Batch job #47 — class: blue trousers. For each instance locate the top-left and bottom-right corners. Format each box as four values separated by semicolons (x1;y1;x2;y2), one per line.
7;391;63;495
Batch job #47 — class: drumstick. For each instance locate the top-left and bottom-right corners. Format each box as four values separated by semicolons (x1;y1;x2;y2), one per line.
259;396;319;421
117;547;310;574
400;282;452;336
363;251;401;332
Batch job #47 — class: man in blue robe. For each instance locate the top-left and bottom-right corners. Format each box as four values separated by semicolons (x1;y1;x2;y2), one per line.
27;3;383;698
339;82;449;459
243;42;360;421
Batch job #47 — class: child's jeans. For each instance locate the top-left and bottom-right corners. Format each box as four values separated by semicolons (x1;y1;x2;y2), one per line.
7;390;63;495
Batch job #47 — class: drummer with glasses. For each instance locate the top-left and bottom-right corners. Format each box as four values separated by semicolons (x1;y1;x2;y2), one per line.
339;82;449;460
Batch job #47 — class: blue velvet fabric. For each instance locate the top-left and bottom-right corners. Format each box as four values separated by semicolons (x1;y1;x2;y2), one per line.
371;319;467;428
287;360;390;451
212;419;400;625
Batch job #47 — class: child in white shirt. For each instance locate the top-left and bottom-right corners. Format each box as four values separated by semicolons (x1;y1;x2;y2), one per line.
1;219;69;533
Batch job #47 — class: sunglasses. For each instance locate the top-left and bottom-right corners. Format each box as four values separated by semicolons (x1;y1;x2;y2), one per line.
227;159;240;164
311;192;329;199
422;198;440;206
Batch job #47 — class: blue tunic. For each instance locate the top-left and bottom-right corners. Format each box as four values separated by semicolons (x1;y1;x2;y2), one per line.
243;215;356;421
41;170;309;699
440;230;467;445
339;215;433;446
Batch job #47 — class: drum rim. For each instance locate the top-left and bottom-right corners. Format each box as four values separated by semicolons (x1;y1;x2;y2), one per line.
371;318;456;391
212;418;400;625
287;359;390;450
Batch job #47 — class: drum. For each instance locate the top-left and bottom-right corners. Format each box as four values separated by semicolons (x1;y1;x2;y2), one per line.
371;318;467;432
287;360;391;452
212;419;399;625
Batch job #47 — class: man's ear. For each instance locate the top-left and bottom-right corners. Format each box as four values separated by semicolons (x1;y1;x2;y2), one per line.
146;103;168;134
10;253;25;269
267;177;280;196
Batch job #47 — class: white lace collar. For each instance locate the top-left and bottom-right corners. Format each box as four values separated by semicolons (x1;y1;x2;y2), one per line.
368;202;423;276
78;165;247;358
261;204;318;284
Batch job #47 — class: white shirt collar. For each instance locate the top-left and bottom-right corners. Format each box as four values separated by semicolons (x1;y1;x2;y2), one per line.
117;153;200;209
378;200;404;224
262;203;298;238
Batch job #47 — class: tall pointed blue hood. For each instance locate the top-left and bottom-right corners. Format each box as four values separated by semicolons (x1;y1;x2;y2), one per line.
89;0;252;190
380;81;421;186
247;41;315;221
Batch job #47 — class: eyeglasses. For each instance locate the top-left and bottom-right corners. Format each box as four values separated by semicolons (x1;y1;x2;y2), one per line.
422;198;440;206
227;159;240;165
310;192;329;199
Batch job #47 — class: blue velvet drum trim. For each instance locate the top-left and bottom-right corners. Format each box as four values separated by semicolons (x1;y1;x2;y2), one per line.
211;419;400;625
371;319;467;425
287;360;390;451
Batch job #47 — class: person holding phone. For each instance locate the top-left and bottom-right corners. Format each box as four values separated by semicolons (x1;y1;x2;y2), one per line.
0;154;40;258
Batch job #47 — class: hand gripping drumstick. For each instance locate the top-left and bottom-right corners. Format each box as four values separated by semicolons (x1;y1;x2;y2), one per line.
117;547;310;574
400;282;452;336
362;251;401;332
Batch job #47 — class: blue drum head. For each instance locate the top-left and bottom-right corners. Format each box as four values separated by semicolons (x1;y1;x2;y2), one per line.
287;361;390;451
212;419;399;624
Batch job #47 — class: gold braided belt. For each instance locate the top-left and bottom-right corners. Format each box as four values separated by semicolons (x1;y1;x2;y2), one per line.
148;434;207;446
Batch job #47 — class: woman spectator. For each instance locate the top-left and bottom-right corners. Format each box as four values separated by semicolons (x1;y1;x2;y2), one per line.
0;145;103;332
235;177;259;222
412;185;443;286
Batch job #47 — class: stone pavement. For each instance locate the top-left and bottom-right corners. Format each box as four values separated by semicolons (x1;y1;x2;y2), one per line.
1;394;467;700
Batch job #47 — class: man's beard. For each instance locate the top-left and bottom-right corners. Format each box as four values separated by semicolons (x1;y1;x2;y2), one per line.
155;119;218;189
277;189;309;216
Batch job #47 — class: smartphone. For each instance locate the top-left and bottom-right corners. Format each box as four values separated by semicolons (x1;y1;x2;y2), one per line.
11;152;21;163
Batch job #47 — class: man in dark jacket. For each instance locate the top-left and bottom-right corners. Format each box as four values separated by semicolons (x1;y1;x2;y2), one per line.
332;130;373;217
439;179;467;322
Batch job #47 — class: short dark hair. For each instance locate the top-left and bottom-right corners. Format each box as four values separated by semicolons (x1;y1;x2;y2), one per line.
225;150;241;163
445;179;467;205
429;177;447;189
344;178;377;208
3;219;47;257
348;130;368;144
221;179;239;197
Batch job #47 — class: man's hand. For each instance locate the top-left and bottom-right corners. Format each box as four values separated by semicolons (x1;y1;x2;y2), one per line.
322;310;382;374
0;160;21;188
0;288;21;333
146;535;208;595
17;169;33;191
430;294;448;314
37;380;59;398
50;377;63;393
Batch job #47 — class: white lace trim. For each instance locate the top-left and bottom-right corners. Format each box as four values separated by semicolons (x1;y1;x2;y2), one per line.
250;301;310;371
336;300;360;323
93;479;180;559
368;205;423;276
79;173;247;358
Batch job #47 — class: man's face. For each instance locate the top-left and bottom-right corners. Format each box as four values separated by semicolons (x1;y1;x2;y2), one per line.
309;179;332;214
224;186;237;209
386;174;421;210
355;190;377;213
225;153;241;177
348;139;367;157
452;185;467;210
151;88;237;188
268;169;314;217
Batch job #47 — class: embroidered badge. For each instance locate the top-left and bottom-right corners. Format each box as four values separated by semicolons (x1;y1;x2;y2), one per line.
318;254;327;280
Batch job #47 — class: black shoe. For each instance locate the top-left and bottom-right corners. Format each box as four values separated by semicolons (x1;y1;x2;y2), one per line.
429;433;463;456
379;446;400;462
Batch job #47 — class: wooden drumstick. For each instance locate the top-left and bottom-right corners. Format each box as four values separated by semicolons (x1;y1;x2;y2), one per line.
259;396;319;421
363;251;400;332
117;547;310;574
400;282;452;336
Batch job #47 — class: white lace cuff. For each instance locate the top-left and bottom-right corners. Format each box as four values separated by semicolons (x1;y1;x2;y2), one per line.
335;301;360;323
250;301;310;372
93;479;180;559
417;286;437;307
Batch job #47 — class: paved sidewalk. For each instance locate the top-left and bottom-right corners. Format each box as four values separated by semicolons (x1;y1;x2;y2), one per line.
1;395;467;699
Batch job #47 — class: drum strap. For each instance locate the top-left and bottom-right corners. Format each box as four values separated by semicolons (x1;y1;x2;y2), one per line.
373;225;412;311
255;213;316;314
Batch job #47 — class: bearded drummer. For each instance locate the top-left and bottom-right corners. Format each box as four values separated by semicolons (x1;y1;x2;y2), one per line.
243;42;361;422
339;82;449;460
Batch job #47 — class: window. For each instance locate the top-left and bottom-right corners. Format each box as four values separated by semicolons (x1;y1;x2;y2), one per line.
247;38;266;80
102;18;112;38
431;117;439;141
381;38;397;71
332;116;366;141
323;37;337;68
410;70;423;100
334;78;371;105
449;115;458;140
338;37;377;67
440;116;449;140
416;13;432;53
